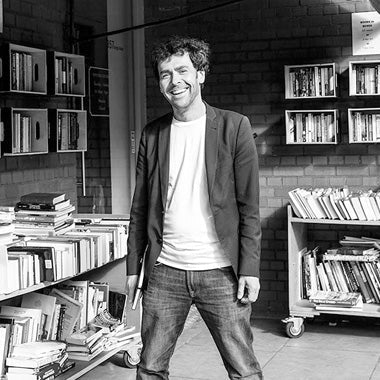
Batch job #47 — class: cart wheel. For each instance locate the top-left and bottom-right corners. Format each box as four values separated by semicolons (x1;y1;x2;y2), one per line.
123;351;140;369
285;320;305;338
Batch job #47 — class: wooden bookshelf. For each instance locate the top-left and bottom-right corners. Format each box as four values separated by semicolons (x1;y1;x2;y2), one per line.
349;60;380;96
284;63;337;99
47;51;86;97
0;43;47;94
1;107;48;155
348;107;380;143
285;109;338;144
48;109;87;152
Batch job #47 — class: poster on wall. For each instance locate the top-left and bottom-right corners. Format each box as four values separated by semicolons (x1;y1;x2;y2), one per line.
352;11;380;55
88;67;109;117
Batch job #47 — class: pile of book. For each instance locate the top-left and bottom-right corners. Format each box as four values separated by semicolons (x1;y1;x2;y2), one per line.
288;187;380;221
66;324;107;362
5;340;74;380
65;308;139;361
0;206;16;245
309;290;363;312
13;192;75;236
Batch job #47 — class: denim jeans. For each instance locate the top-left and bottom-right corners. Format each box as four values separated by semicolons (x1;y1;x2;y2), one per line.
136;264;263;380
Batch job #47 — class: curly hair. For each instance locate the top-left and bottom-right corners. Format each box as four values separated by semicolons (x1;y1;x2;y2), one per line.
151;35;211;81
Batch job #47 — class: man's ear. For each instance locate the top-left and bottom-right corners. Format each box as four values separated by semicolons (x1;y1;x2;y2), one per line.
198;70;205;84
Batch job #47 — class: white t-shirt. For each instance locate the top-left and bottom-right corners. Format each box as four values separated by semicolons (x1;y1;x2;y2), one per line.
158;115;231;270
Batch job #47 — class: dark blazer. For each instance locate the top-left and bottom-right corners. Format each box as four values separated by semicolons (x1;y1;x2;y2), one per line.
127;103;261;286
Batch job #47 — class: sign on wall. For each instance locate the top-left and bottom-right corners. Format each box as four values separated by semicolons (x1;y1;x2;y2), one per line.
352;11;380;55
88;67;109;117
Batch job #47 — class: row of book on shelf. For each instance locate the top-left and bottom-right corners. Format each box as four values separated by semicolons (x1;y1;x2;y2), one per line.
288;66;335;97
287;112;336;144
301;236;380;311
55;56;77;95
0;192;128;295
11;112;33;154
11;50;34;92
289;187;380;221
350;111;380;143
351;64;380;95
0;285;140;379
57;112;81;150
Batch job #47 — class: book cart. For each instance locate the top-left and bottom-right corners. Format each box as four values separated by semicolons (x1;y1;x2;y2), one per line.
282;205;380;338
0;213;142;379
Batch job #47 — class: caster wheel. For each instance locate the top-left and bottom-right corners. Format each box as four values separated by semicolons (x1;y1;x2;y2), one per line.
285;320;305;338
123;351;140;368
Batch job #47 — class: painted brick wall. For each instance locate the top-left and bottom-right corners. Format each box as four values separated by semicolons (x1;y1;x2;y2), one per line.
0;0;110;213
144;0;380;316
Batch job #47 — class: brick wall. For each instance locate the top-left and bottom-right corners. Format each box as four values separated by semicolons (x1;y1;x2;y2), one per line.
144;0;380;316
0;0;110;213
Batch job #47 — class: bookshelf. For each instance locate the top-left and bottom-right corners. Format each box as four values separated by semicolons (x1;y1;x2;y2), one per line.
348;108;380;143
0;43;47;94
0;43;87;156
349;60;380;96
285;109;338;144
47;51;86;97
1;107;48;155
284;205;380;338
48;109;87;152
284;63;337;99
0;214;141;379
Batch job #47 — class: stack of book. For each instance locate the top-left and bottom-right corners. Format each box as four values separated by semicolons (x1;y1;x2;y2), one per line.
0;206;16;245
5;340;74;380
66;325;106;362
13;192;75;236
288;187;380;221
309;290;363;311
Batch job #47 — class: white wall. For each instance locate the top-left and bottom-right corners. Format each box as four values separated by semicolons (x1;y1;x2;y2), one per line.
107;0;146;213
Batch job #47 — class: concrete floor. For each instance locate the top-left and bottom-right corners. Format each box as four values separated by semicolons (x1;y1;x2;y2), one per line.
80;309;380;380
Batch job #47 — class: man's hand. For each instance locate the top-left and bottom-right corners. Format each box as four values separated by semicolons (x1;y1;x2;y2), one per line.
237;276;260;304
126;275;139;304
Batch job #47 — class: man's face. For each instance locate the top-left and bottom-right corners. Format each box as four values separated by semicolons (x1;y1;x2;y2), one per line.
157;52;205;113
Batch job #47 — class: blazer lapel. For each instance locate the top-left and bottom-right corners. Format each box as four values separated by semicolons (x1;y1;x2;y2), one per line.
158;114;172;209
205;105;218;195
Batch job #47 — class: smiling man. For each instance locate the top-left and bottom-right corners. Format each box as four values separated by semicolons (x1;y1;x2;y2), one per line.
126;36;263;380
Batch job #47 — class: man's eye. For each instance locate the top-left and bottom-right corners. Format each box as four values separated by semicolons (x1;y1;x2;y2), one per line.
160;73;169;79
179;70;187;74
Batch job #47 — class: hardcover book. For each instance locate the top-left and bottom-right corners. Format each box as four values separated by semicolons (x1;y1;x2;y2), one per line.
20;193;66;205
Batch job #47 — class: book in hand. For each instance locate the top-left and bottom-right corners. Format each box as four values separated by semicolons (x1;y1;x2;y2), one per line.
20;192;66;205
309;290;362;307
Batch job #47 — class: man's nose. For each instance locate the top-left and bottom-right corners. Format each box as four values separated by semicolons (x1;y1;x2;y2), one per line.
171;71;181;84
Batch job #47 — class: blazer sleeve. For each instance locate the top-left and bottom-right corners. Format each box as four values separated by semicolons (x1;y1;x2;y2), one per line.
126;127;148;275
234;116;261;278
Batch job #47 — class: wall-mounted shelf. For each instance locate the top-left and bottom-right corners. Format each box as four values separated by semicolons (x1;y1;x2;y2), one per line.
48;109;87;152
47;51;85;97
348;108;380;143
2;107;48;155
284;63;337;99
285;109;338;144
0;43;47;94
349;60;380;96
